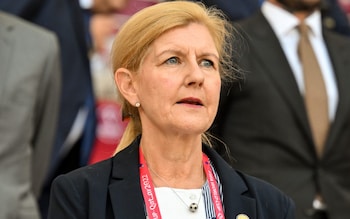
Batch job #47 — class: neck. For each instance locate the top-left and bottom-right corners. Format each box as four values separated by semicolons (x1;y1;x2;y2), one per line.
140;134;203;165
149;163;205;189
268;0;316;21
140;136;205;189
294;12;310;21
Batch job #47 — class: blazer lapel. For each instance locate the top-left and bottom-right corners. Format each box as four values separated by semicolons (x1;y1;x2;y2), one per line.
108;139;259;218
108;140;146;218
239;12;313;142
322;31;350;155
204;146;257;219
222;175;257;219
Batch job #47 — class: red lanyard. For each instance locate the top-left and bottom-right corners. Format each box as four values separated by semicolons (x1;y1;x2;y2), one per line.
139;148;162;219
139;148;225;219
202;153;225;219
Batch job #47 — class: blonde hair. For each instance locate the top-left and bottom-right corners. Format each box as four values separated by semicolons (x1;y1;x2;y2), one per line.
111;1;238;153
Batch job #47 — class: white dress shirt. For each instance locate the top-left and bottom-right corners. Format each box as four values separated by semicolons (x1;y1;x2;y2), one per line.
261;2;338;121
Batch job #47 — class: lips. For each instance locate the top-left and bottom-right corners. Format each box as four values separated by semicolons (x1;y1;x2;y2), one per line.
177;97;203;106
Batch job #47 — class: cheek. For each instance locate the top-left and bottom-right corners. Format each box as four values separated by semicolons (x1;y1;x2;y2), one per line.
211;78;221;101
146;78;174;103
206;79;221;113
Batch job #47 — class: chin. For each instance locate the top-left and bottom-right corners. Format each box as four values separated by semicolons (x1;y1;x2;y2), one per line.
180;123;210;134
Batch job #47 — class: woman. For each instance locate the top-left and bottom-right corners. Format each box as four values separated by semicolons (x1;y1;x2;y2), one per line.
48;1;295;218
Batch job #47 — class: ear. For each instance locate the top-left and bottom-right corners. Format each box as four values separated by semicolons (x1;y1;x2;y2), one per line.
114;68;138;105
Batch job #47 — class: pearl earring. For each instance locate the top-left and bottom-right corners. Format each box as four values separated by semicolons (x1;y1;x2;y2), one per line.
135;102;141;107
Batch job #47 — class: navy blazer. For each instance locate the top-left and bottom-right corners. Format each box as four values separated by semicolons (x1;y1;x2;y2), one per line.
48;136;295;219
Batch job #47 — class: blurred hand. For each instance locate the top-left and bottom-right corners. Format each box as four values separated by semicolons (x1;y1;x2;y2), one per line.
92;0;129;13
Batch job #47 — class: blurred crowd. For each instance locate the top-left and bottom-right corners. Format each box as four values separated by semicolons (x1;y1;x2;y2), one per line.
1;0;350;218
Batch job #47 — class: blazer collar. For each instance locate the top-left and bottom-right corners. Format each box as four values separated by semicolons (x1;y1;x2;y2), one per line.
322;31;350;153
203;146;257;219
108;136;145;218
108;136;257;218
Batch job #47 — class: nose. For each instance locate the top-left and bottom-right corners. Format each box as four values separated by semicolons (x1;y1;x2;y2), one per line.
185;61;205;87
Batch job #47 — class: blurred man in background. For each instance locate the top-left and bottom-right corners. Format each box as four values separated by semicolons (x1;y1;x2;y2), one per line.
0;10;61;218
213;0;350;218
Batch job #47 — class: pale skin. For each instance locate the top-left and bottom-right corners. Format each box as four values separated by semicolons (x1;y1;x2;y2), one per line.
115;23;221;189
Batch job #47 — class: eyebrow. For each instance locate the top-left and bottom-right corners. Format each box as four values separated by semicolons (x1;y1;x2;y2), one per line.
155;48;183;58
155;48;219;61
201;52;219;61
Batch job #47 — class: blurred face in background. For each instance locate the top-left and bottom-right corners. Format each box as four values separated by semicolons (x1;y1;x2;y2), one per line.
273;0;321;12
93;0;129;13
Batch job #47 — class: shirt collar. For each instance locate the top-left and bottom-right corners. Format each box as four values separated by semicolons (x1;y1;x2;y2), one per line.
262;1;322;38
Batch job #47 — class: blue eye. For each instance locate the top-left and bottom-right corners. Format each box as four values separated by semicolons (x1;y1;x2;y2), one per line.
201;59;214;67
165;57;179;65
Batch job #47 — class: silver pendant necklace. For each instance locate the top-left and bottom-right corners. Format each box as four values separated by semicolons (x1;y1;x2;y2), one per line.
149;166;204;213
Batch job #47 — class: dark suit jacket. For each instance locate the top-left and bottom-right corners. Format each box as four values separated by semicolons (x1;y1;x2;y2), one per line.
321;0;350;36
48;136;295;219
213;11;350;219
193;0;350;36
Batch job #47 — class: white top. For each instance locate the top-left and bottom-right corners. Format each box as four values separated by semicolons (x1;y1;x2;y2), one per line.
154;187;206;219
261;2;339;121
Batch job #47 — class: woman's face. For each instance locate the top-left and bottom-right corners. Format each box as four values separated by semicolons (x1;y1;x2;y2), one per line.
134;23;221;137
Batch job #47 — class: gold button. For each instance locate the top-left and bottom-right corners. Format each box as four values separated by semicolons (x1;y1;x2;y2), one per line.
236;214;249;219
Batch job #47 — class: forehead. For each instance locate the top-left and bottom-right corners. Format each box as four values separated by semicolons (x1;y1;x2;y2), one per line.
149;23;218;54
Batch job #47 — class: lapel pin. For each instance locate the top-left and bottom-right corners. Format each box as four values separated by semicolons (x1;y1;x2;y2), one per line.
236;213;249;219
